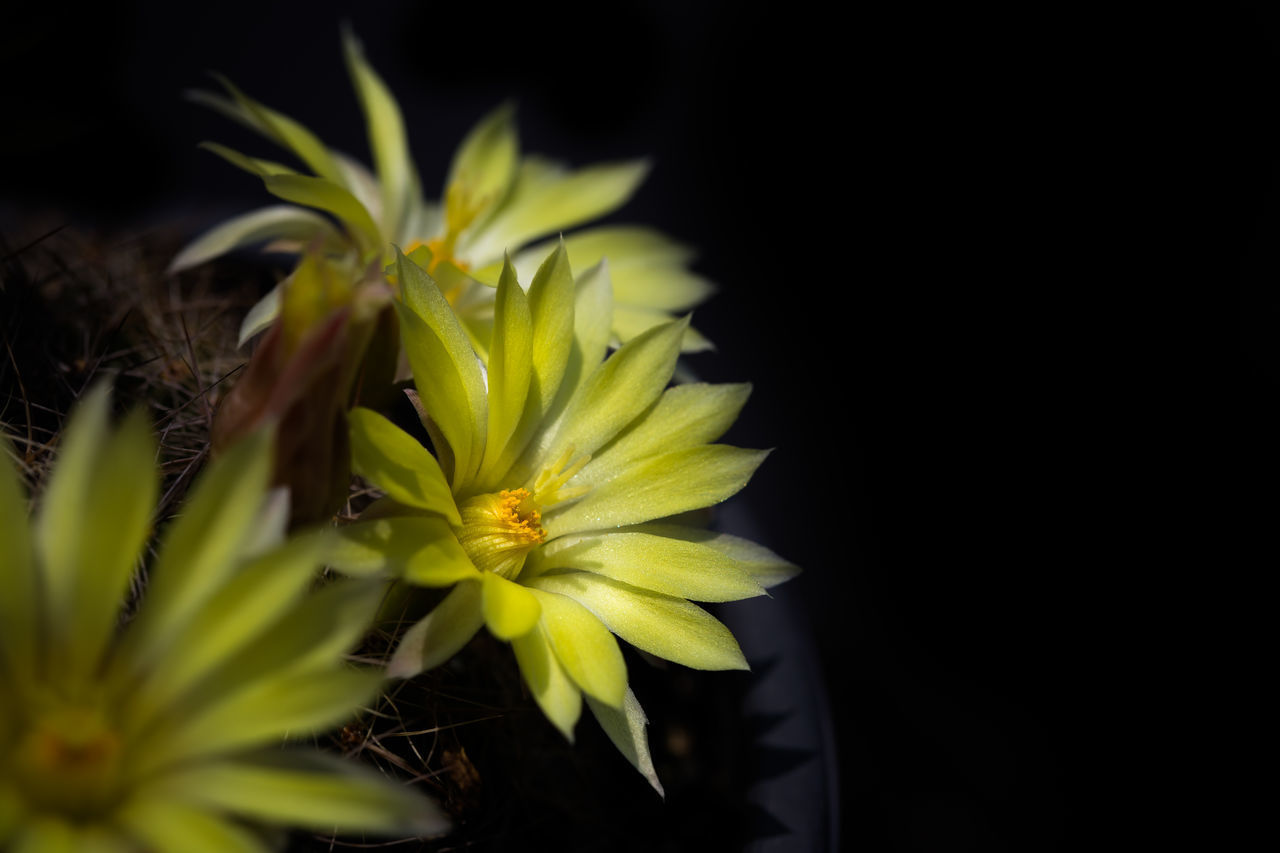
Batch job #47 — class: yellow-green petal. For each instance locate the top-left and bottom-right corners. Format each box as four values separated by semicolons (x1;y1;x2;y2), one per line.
33;383;111;631
396;249;488;486
527;587;627;708
483;242;575;484
447;103;518;221
343;28;412;240
639;524;801;589
512;623;582;741
198;77;346;186
168;205;341;276
514;226;695;280
481;571;541;640
545;259;614;422
35;388;157;683
586;688;663;797
527;315;688;475
183;579;385;707
524;529;764;602
123;428;273;668
65;407;156;682
117;797;272;853
611;306;714;351
238;282;282;345
198;141;298;178
609;265;716;313
141;667;382;772
547;445;769;537
125;532;331;728
262;174;381;255
387;580;484;678
575;382;751;489
161;752;451;837
348;406;460;523
331;516;478;586
528;573;748;671
467;159;650;260
478;257;533;486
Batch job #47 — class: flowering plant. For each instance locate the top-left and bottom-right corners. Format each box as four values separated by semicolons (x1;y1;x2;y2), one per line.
1;23;801;848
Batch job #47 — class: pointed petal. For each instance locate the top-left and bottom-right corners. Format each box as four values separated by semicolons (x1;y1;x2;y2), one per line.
332;516;479;586
180;579;385;709
127;532;330;723
611;306;715;351
538;259;614;432
525;241;576;414
547;445;768;537
348;406;460;523
238;282;282;346
197;77;346;186
586;688;664;797
36;388;157;682
168;206;341;275
512;623;582;741
160;751;451;838
528;316;688;475
525;528;764;602
34;383;111;631
262;174;381;254
481;571;541;640
513;226;696;279
639;524;800;588
141;667;382;771
528;572;748;671
526;587;627;707
395;249;487;487
575;382;750;488
469;159;650;259
198;141;299;177
63;407;157;682
485;242;575;482
609;265;716;313
123;428;273;668
343;28;413;239
387;580;483;677
478;257;532;484
517;226;713;312
447;103;518;215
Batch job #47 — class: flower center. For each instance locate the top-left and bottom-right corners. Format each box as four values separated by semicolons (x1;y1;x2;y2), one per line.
456;488;546;580
10;705;124;819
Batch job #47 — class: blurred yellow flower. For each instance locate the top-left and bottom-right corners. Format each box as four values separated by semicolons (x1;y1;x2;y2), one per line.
0;387;448;850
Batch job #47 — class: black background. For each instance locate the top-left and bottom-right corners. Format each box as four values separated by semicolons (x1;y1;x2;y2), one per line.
2;1;1271;849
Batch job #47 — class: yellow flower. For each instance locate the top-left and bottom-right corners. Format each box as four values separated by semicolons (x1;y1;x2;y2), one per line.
168;30;714;353
332;246;795;792
0;387;448;850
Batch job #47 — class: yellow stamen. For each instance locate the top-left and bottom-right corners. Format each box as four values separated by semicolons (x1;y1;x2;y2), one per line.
457;488;546;579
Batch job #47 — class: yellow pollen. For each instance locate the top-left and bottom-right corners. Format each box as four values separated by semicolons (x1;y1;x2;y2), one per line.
495;488;545;543
456;488;547;579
